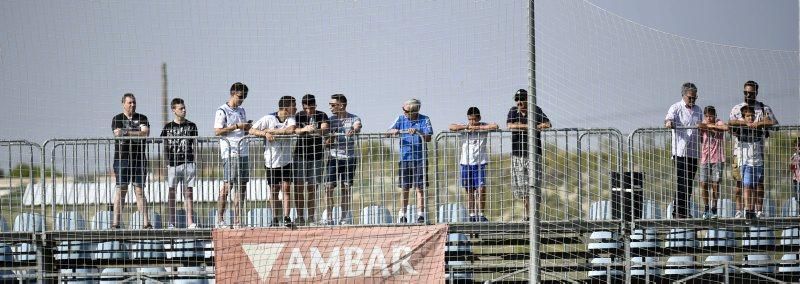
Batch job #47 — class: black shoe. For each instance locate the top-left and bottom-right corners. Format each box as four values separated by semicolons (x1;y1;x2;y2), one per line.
469;215;477;222
296;216;305;226
478;215;489;222
111;224;121;229
417;216;425;224
283;216;293;227
399;216;408;224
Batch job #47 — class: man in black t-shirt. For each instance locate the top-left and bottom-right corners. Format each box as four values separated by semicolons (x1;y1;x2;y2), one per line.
160;98;199;229
292;94;329;225
111;93;152;229
506;89;551;221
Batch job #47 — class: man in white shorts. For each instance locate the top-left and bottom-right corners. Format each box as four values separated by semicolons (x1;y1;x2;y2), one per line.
160;98;199;229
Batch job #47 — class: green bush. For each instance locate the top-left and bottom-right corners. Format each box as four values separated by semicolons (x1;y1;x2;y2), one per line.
9;163;61;178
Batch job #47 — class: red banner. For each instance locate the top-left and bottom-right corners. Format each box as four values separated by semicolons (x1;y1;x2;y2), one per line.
213;224;448;283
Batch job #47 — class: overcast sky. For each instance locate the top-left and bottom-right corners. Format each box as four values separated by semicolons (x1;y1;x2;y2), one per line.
0;0;797;143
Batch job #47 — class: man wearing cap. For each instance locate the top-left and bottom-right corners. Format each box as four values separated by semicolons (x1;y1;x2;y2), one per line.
664;82;703;219
449;107;499;222
728;80;778;218
388;99;433;223
324;94;362;225
507;89;551;221
293;94;329;225
213;82;252;229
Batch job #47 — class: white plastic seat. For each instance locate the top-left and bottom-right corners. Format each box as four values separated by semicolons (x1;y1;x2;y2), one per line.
54;211;90;260
130;211;165;260
91;211;128;260
246;208;274;228
361;205;393;225
437;203;468;223
321;206;352;225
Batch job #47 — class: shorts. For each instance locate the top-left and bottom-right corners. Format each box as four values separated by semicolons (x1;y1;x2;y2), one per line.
167;163;196;188
741;165;764;189
293;158;324;184
223;156;250;183
265;164;293;185
398;160;427;190
114;159;147;187
511;155;542;198
460;164;487;189
730;163;742;182
793;180;800;200
325;158;358;188
698;162;723;183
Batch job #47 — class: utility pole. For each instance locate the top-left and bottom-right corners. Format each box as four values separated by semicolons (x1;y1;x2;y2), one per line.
161;63;168;127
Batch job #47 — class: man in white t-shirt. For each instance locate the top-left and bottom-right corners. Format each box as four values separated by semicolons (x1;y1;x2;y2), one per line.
250;96;297;227
213;82;252;229
664;82;702;219
449;107;498;222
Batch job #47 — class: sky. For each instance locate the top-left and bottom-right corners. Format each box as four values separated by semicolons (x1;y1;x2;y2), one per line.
0;0;797;144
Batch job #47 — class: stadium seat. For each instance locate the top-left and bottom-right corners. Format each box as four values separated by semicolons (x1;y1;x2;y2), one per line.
198;209;233;260
54;211;91;261
663;203;698;276
742;199;775;273
90;211;128;260
173;266;208;284
321;206;352;225
99;268;125;284
59;268;98;284
361;205;393;225
130;211;165;259
137;267;166;283
780;197;800;273
445;233;473;282
437;203;468;223
12;213;43;262
246;208;275;228
587;201;621;278
631;200;660;277
0;217;13;280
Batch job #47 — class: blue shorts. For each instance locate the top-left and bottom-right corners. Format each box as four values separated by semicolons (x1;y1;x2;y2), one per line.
741;165;764;189
113;159;147;187
460;164;487;189
325;158;358;187
223;156;250;183
398;160;427;189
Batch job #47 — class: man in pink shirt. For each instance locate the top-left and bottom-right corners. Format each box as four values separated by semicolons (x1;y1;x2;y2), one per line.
698;106;728;219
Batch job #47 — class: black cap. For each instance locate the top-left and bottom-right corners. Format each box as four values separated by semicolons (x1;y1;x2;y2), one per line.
514;89;527;102
302;94;316;105
467;107;480;116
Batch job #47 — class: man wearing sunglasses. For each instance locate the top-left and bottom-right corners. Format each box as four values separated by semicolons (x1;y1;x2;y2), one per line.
213;82;252;228
728;80;778;219
665;82;703;219
388;99;433;223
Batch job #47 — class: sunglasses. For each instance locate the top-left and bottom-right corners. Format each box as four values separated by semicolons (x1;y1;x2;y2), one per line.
743;91;757;97
402;108;418;114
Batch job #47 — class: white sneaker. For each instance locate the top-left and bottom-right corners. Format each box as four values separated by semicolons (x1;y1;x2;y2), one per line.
167;223;175;229
756;211;764;218
187;223;198;229
216;221;228;229
232;223;242;229
734;211;743;219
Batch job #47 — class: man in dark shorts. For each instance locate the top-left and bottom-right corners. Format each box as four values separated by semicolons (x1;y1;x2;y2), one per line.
324;94;362;225
293;94;329;225
111;93;152;229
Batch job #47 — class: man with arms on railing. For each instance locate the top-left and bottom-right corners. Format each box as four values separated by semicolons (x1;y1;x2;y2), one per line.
160;98;199;229
449;107;499;222
507;89;551;222
388;98;433;224
213;82;252;229
111;93;152;229
250;96;297;227
728;81;778;218
664;82;702;219
324;94;362;225
292;94;329;225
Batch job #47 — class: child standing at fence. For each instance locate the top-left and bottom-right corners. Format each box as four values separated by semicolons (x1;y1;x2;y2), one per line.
160;98;199;229
697;106;728;219
790;137;800;205
449;107;499;222
733;105;766;220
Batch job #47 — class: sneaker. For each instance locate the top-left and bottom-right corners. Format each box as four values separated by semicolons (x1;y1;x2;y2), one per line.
478;215;489;222
167;223;176;229
709;212;718;220
187;223;198;229
142;224;153;229
734;211;744;219
296;216;305;226
215;221;228;229
523;217;530;222
469;215;477;222
339;219;349;225
283;216;293;227
399;216;408;224
756;211;764;218
416;216;425;224
111;224;121;229
702;211;710;220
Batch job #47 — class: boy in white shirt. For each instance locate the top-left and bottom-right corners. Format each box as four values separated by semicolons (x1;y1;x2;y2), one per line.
250;96;297;226
448;107;498;222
